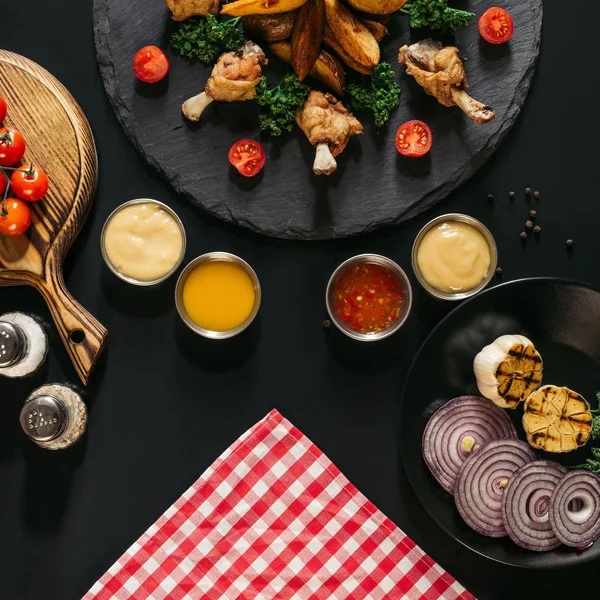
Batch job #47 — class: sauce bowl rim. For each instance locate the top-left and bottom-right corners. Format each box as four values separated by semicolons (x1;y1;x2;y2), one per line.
100;198;187;287
174;252;261;340
411;212;498;301
325;253;413;342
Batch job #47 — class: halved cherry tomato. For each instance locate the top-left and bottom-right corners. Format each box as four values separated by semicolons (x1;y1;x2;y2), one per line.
10;165;49;202
0;198;32;236
396;120;432;158
479;8;514;44
0;97;6;122
133;46;170;83
0;128;26;167
228;139;265;177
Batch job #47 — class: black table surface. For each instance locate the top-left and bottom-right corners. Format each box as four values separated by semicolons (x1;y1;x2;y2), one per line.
0;2;597;599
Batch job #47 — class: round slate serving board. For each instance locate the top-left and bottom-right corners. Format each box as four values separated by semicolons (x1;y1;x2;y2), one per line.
93;0;542;240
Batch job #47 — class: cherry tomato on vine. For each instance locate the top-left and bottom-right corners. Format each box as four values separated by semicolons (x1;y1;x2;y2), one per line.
479;8;514;44
133;46;170;83
0;97;6;122
228;139;265;177
0;172;7;197
0;198;32;236
0;128;26;167
10;165;49;202
395;120;432;158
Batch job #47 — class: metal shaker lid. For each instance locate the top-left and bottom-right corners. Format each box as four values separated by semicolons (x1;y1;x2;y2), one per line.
0;320;28;368
20;395;69;443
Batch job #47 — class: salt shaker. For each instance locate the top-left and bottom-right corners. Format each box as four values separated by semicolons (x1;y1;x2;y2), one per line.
0;312;48;378
20;384;87;450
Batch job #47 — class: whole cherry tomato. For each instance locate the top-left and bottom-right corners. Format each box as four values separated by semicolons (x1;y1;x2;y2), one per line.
0;97;6;122
0;198;32;236
0;128;26;167
10;165;49;202
0;171;7;196
133;46;170;83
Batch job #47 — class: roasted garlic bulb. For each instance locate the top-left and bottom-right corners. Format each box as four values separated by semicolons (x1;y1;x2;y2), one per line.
473;335;543;408
523;385;593;453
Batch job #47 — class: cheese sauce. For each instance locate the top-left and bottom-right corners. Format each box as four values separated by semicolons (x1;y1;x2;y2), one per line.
417;221;491;293
104;203;184;282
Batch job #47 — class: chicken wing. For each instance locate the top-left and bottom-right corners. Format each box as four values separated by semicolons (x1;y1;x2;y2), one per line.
398;39;495;124
165;0;220;20
296;90;363;175
182;41;267;122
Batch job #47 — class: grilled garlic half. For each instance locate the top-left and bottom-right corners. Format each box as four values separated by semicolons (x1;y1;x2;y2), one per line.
473;335;543;409
523;385;592;453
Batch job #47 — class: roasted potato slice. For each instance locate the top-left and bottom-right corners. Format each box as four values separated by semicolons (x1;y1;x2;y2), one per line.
291;0;325;80
270;41;346;96
243;13;295;41
353;11;390;25
324;0;379;68
345;0;408;15
362;19;388;41
322;25;373;75
221;0;307;17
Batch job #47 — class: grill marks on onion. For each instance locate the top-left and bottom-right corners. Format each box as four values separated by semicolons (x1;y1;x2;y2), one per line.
550;471;600;548
454;440;536;537
502;461;566;551
422;396;518;494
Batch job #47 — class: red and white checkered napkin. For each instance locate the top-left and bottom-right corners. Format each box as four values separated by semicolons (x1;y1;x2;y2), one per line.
84;410;474;600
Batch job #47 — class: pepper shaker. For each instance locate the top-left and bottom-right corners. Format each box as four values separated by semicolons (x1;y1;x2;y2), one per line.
0;312;48;378
20;384;87;450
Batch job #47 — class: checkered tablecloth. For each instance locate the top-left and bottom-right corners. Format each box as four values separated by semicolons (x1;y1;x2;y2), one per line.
84;410;474;600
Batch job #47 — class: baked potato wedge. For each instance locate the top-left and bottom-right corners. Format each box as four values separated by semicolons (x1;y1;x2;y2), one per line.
243;13;295;41
270;41;346;96
324;0;379;68
362;19;388;42
221;0;307;17
323;25;373;75
291;0;325;80
353;11;390;24
345;0;408;15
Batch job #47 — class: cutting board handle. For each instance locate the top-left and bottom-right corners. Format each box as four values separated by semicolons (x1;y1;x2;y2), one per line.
40;273;107;385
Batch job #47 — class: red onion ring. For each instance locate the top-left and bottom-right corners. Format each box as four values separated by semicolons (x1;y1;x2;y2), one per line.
502;461;567;551
422;396;517;494
454;439;536;537
550;470;600;549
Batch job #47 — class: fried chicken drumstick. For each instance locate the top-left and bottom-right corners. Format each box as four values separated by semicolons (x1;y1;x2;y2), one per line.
296;91;363;176
165;0;219;20
398;39;495;124
182;41;267;122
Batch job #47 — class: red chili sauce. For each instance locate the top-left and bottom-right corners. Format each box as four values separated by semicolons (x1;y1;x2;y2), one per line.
332;263;404;334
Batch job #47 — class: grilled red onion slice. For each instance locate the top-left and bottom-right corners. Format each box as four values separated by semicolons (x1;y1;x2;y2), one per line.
422;396;517;494
454;439;536;537
502;461;567;551
550;470;600;549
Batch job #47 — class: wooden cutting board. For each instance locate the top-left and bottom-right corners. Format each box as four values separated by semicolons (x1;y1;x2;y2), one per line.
0;50;107;385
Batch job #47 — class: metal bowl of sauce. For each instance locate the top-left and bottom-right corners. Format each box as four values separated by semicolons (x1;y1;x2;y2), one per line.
412;213;498;301
175;252;261;340
101;199;187;286
326;254;413;342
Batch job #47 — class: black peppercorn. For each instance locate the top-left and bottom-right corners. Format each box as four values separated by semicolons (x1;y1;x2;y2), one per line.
533;190;540;199
525;220;533;229
495;267;503;276
487;193;494;200
323;319;331;328
533;226;541;234
529;209;537;218
566;239;574;247
509;191;515;198
520;231;528;239
525;187;533;195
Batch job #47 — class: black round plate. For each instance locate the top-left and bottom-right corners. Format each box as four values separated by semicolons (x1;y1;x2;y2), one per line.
400;278;600;568
93;0;542;240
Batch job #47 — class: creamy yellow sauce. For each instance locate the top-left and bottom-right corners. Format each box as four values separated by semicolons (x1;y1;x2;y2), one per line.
183;261;255;332
417;221;491;293
104;203;183;282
